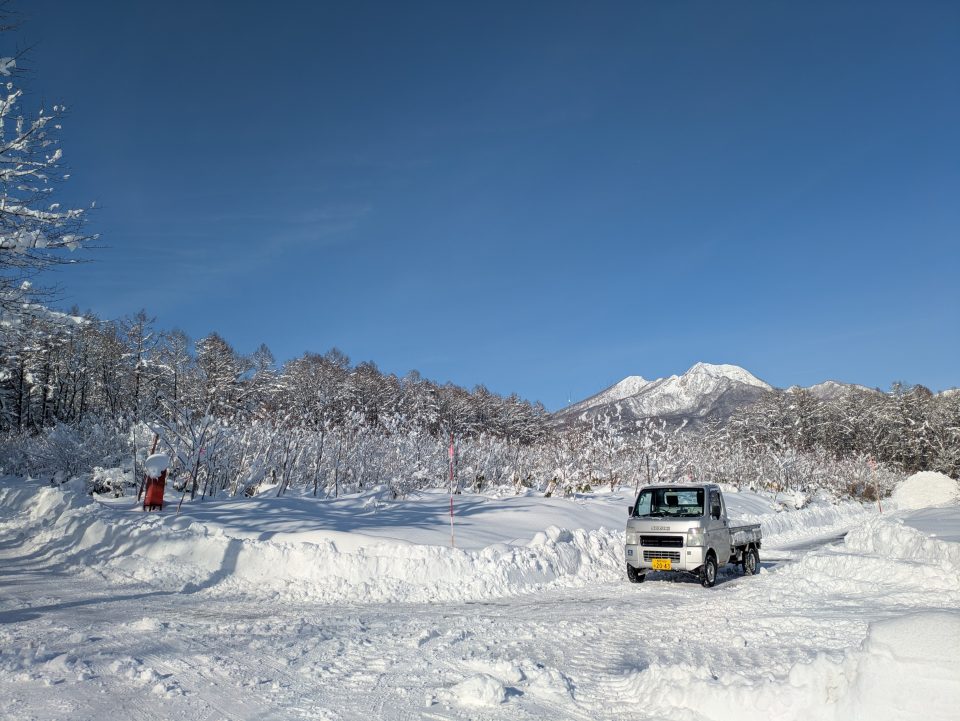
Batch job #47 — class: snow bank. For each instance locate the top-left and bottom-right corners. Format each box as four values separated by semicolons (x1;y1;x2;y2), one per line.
891;471;960;510
844;511;960;581
0;478;89;528
0;478;624;603
725;491;868;547
626;611;960;721
100;521;625;603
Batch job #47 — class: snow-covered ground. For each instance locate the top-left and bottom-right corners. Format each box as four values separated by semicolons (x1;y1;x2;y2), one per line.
0;474;958;720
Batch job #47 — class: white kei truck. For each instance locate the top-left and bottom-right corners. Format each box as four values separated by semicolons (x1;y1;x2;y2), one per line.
625;483;762;588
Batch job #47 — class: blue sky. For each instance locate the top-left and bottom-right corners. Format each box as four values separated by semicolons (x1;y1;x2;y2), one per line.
23;1;960;408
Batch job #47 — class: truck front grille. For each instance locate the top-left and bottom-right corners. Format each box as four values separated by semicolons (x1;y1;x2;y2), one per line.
643;550;681;561
640;535;684;548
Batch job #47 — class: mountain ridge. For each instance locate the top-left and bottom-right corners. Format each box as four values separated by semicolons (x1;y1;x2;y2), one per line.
554;363;892;427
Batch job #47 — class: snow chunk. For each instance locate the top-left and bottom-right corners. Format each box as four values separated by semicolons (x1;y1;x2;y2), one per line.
126;617;165;633
144;454;169;479
442;673;507;707
892;471;959;510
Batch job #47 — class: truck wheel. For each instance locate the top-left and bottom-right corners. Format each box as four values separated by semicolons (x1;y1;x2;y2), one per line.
626;564;645;584
742;547;760;575
700;554;717;588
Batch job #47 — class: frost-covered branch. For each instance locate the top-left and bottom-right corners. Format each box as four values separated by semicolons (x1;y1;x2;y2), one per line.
0;39;97;315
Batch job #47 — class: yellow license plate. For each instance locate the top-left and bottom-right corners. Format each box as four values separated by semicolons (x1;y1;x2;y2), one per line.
651;558;672;571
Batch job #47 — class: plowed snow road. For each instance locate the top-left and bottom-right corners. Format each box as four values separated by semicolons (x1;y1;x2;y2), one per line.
4;527;954;721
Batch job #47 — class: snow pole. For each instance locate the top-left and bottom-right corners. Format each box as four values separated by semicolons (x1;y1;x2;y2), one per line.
868;458;882;513
133;430;139;500
449;431;456;548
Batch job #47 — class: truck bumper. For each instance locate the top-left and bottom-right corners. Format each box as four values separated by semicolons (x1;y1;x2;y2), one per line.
625;544;706;573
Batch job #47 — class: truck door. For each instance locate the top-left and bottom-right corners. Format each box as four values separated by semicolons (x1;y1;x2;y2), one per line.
707;489;730;560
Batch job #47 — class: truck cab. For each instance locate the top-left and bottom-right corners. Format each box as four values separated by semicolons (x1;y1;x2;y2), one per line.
625;483;761;588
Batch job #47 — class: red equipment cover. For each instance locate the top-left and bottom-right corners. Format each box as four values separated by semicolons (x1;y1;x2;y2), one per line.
143;470;167;511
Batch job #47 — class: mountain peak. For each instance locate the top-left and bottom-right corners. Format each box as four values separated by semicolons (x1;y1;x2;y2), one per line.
611;375;648;393
683;362;772;390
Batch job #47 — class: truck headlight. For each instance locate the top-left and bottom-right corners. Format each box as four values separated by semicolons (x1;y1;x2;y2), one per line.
686;529;705;547
626;532;638;545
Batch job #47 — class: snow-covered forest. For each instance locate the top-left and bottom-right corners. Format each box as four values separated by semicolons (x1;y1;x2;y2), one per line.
0;3;955;506
1;301;957;502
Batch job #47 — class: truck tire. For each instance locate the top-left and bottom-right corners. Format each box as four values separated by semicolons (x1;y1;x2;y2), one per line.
743;547;760;575
626;564;645;584
700;554;717;588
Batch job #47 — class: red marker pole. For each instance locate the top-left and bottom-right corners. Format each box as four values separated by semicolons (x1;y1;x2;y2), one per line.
449;432;456;548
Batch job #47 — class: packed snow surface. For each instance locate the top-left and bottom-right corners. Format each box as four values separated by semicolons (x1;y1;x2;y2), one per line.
1;475;958;720
891;471;960;509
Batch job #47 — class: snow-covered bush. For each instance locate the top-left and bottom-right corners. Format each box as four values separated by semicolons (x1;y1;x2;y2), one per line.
0;418;128;480
85;465;132;497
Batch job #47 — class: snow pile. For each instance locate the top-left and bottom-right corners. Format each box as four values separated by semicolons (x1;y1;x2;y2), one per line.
891;471;960;510
437;659;575;711
627;611;960;721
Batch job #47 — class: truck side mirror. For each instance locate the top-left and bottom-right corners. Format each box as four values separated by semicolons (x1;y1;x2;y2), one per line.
627;504;633;516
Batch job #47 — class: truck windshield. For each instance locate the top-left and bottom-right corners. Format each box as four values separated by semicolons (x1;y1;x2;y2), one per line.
632;488;704;518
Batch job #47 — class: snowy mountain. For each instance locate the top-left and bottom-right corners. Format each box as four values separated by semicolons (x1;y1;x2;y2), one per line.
555;362;773;426
791;380;882;401
555;364;896;428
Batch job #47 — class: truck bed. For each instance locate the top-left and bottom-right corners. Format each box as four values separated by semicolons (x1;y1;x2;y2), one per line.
729;523;762;548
